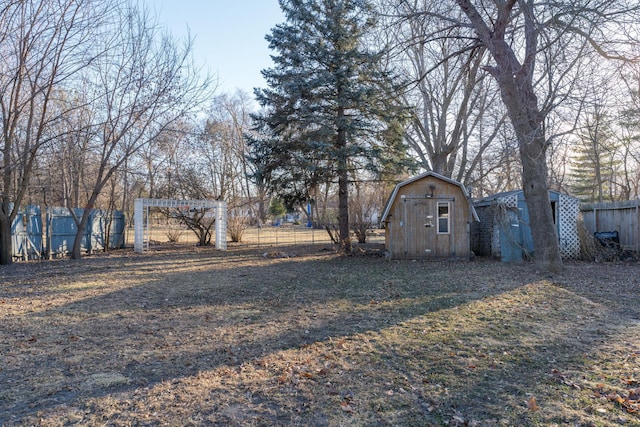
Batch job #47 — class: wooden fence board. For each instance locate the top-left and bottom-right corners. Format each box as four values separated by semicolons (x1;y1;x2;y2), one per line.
581;200;640;251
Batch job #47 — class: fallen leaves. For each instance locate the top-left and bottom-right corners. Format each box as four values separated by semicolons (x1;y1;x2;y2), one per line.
592;382;640;414
340;391;355;413
335;339;347;350
608;388;640;414
628;388;640;401
4;246;640;426
550;369;581;389
340;399;354;413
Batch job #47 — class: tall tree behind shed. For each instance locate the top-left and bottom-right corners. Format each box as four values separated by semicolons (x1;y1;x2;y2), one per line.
570;103;621;202
382;0;508;187
253;0;412;253
405;0;640;271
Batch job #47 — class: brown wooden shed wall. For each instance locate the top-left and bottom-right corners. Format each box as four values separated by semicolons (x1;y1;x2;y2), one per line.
384;175;473;259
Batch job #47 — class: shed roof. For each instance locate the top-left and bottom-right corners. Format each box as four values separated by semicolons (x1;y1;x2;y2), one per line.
473;189;578;207
473;190;522;207
380;171;479;223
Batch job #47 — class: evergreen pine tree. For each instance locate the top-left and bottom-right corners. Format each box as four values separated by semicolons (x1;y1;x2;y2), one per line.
569;106;622;203
267;197;287;223
251;0;411;253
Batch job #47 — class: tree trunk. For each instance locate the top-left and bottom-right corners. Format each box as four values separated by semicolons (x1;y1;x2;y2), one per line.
336;106;351;254
501;83;563;271
338;166;351;253
198;227;208;246
258;184;267;224
520;137;563;272
455;0;564;271
0;215;12;265
71;210;92;260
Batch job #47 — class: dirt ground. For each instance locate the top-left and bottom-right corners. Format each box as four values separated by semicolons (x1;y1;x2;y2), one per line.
1;244;640;426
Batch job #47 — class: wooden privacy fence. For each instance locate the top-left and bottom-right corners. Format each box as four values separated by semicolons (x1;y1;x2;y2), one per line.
581;200;640;252
12;205;43;261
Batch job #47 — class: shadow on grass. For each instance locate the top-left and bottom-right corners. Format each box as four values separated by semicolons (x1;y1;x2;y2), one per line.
1;248;638;425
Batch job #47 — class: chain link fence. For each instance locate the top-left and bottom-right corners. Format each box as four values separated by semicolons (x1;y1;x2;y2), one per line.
126;224;385;249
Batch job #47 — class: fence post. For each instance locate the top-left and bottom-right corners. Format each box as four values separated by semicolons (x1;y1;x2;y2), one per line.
45;207;51;260
134;199;144;253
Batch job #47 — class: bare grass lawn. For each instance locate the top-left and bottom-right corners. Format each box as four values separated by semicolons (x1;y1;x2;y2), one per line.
1;244;640;426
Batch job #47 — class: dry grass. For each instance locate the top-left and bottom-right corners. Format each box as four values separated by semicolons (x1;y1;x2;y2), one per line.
1;243;640;426
127;224;385;248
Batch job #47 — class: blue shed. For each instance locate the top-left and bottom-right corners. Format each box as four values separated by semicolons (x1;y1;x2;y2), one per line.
471;190;580;261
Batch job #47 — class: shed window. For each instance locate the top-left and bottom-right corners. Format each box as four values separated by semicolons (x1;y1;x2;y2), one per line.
437;202;449;234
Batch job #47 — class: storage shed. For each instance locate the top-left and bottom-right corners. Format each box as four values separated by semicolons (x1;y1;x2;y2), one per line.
471;190;580;261
380;172;478;259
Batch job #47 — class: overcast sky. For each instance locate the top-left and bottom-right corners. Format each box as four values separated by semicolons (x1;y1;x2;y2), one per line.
146;0;284;96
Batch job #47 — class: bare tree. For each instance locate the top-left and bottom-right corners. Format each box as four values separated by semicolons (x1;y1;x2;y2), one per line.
67;1;212;259
199;95;250;204
385;1;508;186
170;205;217;247
214;92;261;218
618;64;640;200
40;88;97;209
395;0;640;270
138;118;194;201
349;179;388;243
0;0;98;264
156;93;259;244
207;92;258;239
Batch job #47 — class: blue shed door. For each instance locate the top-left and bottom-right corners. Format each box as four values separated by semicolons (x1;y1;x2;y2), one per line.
499;208;524;262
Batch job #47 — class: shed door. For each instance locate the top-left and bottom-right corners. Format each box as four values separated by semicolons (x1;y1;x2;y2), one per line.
403;198;452;258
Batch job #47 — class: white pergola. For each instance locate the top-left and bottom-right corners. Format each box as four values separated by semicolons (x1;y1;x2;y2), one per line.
134;198;227;254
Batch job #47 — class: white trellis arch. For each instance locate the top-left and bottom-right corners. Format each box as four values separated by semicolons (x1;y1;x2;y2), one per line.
134;198;227;254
